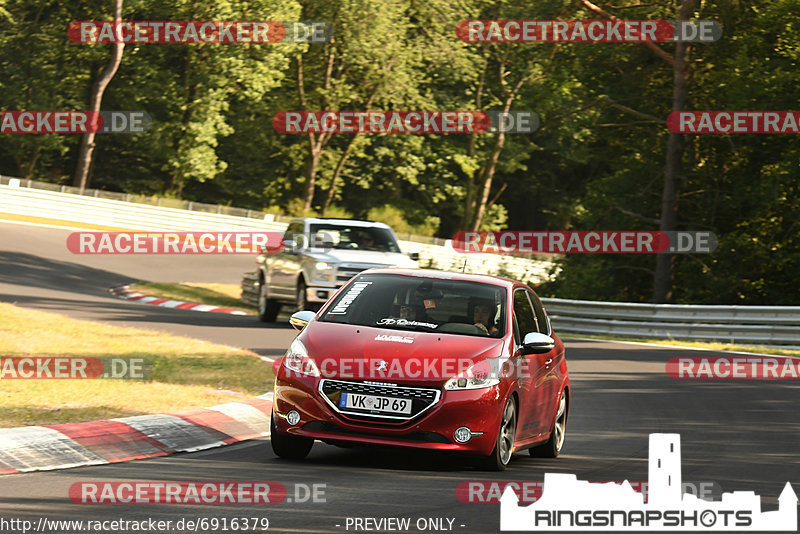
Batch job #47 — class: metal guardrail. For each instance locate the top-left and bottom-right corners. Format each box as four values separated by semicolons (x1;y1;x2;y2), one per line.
542;298;800;346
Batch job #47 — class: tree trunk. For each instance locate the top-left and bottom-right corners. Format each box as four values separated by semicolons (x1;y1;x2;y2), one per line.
302;141;322;213
460;59;487;229
469;130;506;232
320;134;359;215
72;0;124;192
469;73;524;231
653;0;695;303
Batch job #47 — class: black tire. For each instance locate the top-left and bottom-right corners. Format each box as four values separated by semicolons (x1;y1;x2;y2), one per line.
270;415;313;460
295;278;308;312
257;277;280;322
530;390;568;458
481;397;517;471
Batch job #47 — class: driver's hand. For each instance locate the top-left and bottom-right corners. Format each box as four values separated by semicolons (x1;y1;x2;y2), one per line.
474;322;490;335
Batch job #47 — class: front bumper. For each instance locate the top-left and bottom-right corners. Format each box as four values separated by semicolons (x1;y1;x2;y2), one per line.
272;373;505;456
305;286;338;304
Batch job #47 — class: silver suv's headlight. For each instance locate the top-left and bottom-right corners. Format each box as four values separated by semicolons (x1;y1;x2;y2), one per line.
283;339;320;377
444;359;502;390
312;261;336;283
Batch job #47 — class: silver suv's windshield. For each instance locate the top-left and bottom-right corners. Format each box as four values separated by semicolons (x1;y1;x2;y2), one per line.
320;273;506;337
309;224;401;253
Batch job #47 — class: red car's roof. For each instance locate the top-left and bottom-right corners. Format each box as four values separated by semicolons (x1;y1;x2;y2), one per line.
356;267;519;288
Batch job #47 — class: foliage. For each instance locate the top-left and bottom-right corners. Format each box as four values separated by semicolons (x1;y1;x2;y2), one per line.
1;0;798;303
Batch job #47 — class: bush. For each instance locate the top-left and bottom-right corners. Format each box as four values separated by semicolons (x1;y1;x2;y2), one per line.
367;205;439;237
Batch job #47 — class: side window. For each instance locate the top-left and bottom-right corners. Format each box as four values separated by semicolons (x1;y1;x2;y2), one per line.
513;289;538;341
528;290;549;334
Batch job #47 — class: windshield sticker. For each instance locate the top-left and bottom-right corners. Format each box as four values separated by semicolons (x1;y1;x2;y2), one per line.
374;334;414;344
376;318;438;329
328;281;372;315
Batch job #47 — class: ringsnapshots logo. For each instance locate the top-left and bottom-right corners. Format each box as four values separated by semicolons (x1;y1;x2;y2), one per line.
452;231;717;254
0;111;151;134
500;433;797;531
456;20;721;43
273;111;539;134
68;21;332;44
667;111;800;134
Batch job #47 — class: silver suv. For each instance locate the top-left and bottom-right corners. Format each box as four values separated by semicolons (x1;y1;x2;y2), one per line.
245;218;419;321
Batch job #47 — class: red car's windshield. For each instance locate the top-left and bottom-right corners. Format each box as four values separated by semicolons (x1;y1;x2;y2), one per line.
319;273;506;337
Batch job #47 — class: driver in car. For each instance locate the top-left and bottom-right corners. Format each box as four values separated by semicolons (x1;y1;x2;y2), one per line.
359;232;378;250
473;300;498;336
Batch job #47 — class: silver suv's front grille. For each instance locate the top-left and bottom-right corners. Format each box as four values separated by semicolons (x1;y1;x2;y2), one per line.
336;264;377;284
319;379;440;422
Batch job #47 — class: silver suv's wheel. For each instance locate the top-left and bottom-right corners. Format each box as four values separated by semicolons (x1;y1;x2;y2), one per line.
295;279;307;312
257;278;280;322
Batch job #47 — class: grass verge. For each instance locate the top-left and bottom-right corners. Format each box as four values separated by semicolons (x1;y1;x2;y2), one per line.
564;333;800;357
0;302;273;427
129;282;256;314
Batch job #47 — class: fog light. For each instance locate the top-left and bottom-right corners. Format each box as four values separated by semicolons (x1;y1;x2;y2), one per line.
317;290;328;299
286;410;300;426
454;426;472;443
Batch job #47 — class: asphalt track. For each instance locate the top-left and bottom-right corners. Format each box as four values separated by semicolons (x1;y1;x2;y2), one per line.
1;220;798;533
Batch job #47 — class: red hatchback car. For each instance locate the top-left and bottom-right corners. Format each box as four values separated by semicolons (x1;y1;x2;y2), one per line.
270;269;569;470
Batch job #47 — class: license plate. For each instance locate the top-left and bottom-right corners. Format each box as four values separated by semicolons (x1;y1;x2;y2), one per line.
339;392;412;414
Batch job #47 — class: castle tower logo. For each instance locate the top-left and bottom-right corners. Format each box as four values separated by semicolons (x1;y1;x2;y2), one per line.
500;433;797;531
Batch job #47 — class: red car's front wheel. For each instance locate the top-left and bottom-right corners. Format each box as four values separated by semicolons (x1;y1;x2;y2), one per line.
481;397;517;471
270;415;314;460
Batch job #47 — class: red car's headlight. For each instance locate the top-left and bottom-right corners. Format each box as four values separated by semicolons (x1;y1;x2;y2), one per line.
444;359;502;390
283;339;320;377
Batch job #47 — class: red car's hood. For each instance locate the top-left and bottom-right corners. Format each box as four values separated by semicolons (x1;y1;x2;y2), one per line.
300;321;504;384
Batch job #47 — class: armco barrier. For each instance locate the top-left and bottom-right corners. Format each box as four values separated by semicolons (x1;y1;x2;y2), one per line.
0;179;555;283
542;298;800;346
